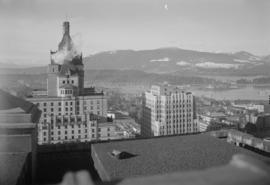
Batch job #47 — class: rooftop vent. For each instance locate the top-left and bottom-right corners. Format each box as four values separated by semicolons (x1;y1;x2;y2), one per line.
110;150;137;160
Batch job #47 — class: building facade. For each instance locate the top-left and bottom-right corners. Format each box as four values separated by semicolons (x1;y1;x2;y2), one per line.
141;84;198;137
27;21;114;144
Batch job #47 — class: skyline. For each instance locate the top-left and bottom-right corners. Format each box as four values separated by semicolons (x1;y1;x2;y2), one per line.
0;0;269;66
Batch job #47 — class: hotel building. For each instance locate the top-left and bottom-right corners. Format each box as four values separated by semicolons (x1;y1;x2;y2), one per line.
27;21;115;144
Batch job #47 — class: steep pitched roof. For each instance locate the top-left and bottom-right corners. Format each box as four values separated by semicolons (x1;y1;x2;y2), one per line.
0;90;41;123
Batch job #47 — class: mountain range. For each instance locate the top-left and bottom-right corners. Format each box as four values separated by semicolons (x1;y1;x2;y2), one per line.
1;47;270;76
83;48;270;76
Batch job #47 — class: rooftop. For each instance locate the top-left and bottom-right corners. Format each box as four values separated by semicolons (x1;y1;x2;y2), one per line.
0;90;41;123
92;133;270;181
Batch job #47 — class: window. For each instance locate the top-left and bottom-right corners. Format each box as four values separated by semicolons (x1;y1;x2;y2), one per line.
51;108;54;112
58;102;61;106
98;128;101;132
43;132;46;136
72;136;74;139
43;108;47;112
65;131;67;134
65;136;68;140
63;81;65;84
51;102;54;106
92;129;95;132
58;108;61;111
43;102;47;106
107;128;110;131
72;130;74;134
58;131;61;135
78;130;81;134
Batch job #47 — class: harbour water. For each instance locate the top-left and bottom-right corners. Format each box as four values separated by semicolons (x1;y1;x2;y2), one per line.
191;85;270;101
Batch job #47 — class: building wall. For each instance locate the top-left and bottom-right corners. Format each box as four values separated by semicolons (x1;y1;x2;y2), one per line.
27;95;108;144
37;115;117;144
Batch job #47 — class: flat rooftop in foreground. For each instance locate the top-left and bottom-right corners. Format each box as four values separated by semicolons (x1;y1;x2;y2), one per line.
92;134;270;181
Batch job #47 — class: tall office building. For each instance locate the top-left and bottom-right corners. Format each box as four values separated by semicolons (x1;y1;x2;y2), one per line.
141;83;198;137
27;21;113;144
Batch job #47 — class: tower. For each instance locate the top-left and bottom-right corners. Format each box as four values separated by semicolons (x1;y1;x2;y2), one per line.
48;21;84;97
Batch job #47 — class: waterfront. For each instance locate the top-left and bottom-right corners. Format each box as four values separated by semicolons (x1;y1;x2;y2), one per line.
192;85;270;100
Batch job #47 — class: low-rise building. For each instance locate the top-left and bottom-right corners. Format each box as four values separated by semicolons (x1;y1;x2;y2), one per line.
108;111;141;138
198;112;226;132
232;103;264;113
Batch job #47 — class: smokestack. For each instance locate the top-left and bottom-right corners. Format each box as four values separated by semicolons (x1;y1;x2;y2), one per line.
63;21;70;35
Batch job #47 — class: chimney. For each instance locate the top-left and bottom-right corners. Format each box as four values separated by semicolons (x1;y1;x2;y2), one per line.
63;21;70;35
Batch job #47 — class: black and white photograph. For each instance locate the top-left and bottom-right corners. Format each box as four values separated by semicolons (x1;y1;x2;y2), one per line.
0;0;269;185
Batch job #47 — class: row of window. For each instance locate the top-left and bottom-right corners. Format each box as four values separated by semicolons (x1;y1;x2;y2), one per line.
42;133;111;142
159;129;195;135
165;120;193;123
47;127;110;135
60;89;73;95
39;100;102;107
62;79;75;84
166;110;192;114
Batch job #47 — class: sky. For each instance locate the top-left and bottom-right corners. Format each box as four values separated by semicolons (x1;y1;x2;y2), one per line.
0;0;269;66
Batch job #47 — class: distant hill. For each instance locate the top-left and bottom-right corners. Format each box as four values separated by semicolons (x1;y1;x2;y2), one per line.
83;48;269;76
0;66;46;74
1;47;269;76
